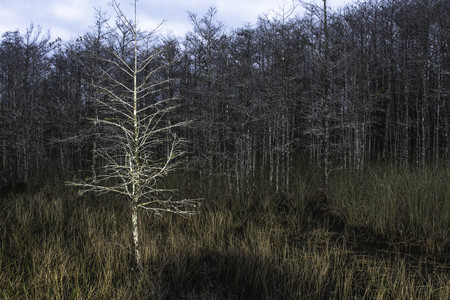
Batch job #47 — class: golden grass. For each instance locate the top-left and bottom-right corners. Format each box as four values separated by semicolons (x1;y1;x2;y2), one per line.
0;166;449;299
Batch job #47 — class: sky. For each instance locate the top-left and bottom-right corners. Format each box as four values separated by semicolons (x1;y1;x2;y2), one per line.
0;0;356;41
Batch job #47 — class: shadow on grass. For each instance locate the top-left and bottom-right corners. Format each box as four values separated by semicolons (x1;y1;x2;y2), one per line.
156;248;289;299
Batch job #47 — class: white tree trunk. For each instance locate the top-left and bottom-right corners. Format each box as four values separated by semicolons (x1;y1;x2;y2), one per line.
131;203;142;272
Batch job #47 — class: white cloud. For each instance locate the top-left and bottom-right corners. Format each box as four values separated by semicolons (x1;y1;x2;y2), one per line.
50;1;90;23
0;0;357;41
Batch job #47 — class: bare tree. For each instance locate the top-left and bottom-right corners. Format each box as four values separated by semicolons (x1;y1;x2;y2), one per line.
0;26;50;188
300;0;335;195
70;0;199;273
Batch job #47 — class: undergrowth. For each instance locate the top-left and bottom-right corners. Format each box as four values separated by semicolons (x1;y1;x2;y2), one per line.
0;163;448;299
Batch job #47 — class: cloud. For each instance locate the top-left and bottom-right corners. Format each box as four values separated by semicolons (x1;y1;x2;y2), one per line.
50;1;90;23
0;1;32;35
218;0;280;29
0;0;356;41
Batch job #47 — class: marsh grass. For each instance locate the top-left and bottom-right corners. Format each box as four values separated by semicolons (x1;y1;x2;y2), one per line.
0;164;449;299
329;164;450;252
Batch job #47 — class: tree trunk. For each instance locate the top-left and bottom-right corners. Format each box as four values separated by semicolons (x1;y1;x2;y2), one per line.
131;203;143;273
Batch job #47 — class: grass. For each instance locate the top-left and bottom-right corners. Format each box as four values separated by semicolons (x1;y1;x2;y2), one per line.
0;163;449;299
329;164;450;252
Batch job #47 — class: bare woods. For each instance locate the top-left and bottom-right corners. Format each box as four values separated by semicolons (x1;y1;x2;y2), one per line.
0;0;449;191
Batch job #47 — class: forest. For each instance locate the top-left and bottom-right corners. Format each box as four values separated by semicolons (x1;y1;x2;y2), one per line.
0;0;449;298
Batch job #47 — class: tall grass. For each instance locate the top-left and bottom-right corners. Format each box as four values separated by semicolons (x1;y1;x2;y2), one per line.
0;163;448;299
329;164;450;252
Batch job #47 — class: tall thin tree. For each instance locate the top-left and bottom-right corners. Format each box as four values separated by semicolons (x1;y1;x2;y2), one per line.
70;0;199;273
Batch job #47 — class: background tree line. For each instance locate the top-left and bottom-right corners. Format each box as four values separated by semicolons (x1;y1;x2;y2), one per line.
0;0;449;193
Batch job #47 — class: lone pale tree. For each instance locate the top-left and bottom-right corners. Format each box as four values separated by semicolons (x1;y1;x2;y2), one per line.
71;0;199;273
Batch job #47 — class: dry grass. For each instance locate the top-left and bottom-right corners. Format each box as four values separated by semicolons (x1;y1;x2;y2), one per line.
0;165;449;299
329;164;450;252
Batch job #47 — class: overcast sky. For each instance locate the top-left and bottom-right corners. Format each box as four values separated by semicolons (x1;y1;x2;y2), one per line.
0;0;356;41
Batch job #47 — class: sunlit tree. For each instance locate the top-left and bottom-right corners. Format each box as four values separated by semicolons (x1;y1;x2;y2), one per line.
70;0;199;273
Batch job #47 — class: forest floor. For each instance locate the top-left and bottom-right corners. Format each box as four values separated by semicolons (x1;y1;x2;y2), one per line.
0;165;449;299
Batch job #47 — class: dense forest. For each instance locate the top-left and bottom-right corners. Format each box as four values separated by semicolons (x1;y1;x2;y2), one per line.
1;0;448;190
0;0;449;298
